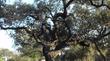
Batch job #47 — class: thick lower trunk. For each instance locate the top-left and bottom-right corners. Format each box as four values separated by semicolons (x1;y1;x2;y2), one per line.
43;46;54;61
44;54;53;61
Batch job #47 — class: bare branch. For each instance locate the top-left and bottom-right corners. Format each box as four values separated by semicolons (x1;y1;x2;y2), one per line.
53;0;74;20
62;0;67;14
89;0;104;7
101;30;110;37
28;15;39;20
0;26;26;30
24;28;45;46
94;41;106;61
89;0;110;9
44;6;54;18
97;27;110;39
65;0;74;8
0;25;45;46
86;28;110;61
86;37;106;61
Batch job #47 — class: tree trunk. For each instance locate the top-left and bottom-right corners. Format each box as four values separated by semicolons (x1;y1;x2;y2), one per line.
43;46;53;61
44;54;53;61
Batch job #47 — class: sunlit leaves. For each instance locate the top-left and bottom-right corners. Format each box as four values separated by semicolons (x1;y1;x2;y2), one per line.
0;3;35;20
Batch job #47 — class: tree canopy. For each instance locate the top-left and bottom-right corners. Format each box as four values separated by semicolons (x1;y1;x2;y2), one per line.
0;0;110;61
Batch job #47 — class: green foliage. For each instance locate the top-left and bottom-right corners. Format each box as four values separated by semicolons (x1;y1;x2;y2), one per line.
0;0;110;61
0;56;3;61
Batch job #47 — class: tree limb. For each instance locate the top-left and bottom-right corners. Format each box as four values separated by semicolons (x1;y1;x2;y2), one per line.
101;30;110;37
86;29;110;61
65;0;74;8
44;6;54;18
24;28;45;46
89;0;110;9
62;0;67;14
0;26;26;30
53;0;74;20
0;26;45;46
94;41;106;61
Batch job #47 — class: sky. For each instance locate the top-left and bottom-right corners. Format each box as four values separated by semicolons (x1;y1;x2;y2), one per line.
0;30;15;51
6;0;34;4
0;0;34;52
